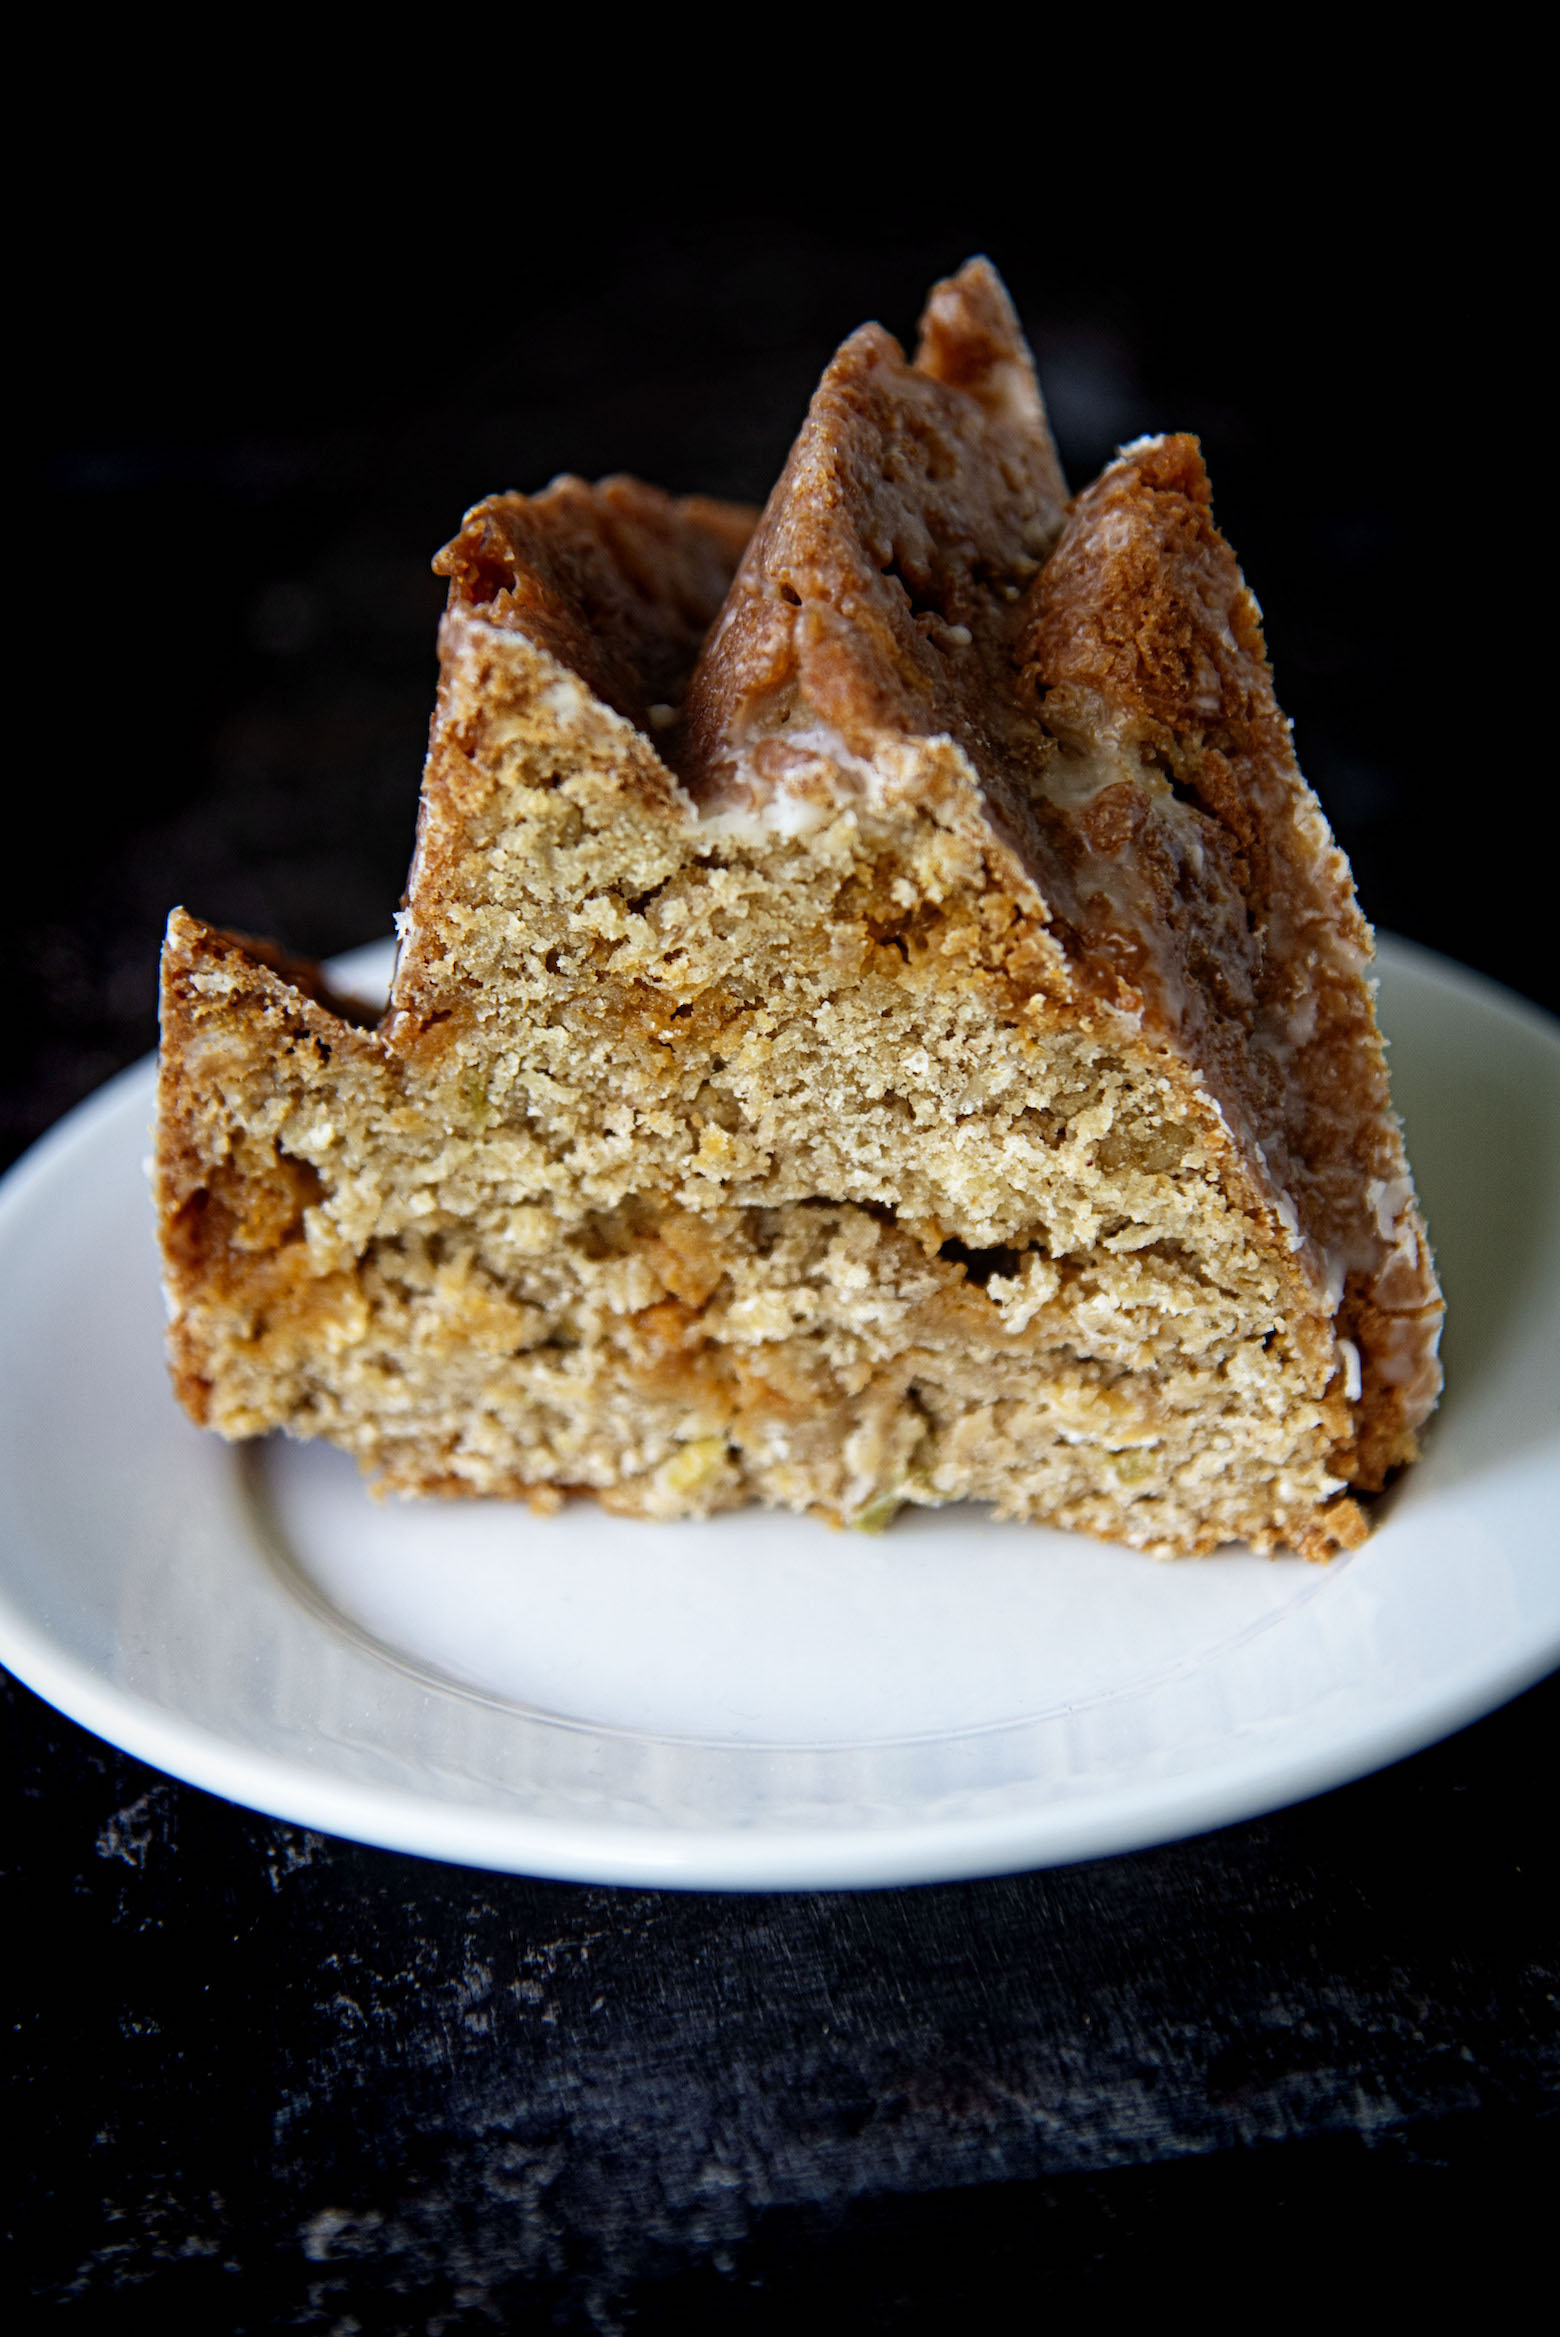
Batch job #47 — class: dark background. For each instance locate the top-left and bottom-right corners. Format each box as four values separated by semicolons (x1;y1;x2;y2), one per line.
8;184;1555;2325
8;192;1551;1155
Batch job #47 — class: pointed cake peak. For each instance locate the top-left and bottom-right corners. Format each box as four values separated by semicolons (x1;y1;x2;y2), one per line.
1102;430;1214;503
913;255;1051;436
681;257;1068;789
431;474;757;737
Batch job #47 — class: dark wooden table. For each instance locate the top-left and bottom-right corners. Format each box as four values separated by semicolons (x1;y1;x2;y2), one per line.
10;207;1554;2326
9;1668;1557;2324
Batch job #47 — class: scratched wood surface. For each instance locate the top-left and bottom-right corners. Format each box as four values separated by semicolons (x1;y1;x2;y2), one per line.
7;1668;1556;2324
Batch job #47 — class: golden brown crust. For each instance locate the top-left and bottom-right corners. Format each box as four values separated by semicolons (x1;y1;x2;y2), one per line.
434;474;756;736
1025;435;1268;754
1017;437;1442;1479
681;257;1069;789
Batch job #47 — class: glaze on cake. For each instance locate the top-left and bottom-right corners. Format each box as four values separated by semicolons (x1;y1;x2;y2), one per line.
155;260;1441;1555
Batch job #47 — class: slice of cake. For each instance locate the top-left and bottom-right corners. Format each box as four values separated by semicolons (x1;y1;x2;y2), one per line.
156;260;1442;1556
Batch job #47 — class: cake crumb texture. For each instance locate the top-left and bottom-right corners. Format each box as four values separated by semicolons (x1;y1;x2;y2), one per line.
155;261;1441;1558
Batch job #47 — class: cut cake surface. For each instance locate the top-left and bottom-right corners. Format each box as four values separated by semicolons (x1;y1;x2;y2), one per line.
155;261;1442;1556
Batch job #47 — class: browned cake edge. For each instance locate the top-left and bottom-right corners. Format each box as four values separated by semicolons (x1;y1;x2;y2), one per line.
1022;435;1442;1485
153;263;1439;1551
155;913;390;1430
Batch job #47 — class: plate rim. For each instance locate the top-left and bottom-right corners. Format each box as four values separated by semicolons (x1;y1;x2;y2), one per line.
2;935;1558;1889
5;1575;1557;1888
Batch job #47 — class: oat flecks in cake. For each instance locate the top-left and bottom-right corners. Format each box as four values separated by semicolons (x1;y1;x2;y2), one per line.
154;258;1442;1558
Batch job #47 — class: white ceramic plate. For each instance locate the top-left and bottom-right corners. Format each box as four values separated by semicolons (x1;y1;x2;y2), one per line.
1;938;1556;1888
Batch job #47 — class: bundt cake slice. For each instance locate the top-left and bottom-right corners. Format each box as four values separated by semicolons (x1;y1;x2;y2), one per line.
156;260;1440;1554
